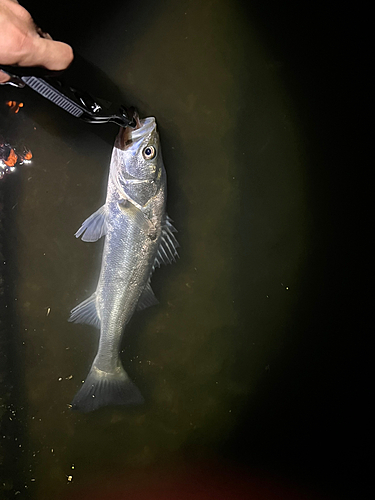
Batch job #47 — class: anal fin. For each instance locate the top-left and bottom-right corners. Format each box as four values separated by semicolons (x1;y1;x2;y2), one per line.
68;293;100;329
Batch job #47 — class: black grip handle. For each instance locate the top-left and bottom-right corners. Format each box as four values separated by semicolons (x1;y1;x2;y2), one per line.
0;64;65;78
0;61;136;128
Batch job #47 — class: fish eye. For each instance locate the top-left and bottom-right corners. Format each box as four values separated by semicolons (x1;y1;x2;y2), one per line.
142;145;156;160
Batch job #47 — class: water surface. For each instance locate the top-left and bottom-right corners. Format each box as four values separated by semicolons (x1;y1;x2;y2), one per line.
0;1;329;499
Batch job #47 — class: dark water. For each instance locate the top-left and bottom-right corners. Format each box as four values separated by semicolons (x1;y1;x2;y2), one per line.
0;1;368;499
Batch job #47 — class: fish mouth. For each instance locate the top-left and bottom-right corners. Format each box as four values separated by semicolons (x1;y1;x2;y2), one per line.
115;125;132;150
115;116;156;150
131;117;156;140
133;110;141;129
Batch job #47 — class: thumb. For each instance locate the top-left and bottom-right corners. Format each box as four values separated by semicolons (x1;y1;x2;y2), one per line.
20;35;74;71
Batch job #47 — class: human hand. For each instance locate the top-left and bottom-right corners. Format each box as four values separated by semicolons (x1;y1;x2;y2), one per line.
0;0;73;83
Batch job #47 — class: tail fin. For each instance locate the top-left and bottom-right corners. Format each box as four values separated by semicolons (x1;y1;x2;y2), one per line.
71;364;144;413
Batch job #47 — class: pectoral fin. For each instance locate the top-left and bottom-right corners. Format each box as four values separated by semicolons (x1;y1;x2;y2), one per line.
118;200;154;235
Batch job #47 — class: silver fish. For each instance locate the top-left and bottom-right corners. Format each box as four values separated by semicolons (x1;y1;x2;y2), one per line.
69;116;178;412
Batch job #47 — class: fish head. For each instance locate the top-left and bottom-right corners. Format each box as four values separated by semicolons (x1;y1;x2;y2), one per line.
114;116;164;206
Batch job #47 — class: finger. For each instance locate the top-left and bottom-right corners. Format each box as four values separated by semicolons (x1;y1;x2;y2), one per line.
2;0;33;24
35;26;53;40
19;36;74;71
0;70;11;83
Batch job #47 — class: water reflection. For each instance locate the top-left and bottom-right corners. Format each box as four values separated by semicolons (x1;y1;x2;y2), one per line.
0;0;308;498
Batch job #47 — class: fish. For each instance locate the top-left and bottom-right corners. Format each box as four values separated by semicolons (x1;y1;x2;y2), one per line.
69;115;178;412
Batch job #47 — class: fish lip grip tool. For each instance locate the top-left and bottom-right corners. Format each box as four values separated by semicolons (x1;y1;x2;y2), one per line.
0;64;137;129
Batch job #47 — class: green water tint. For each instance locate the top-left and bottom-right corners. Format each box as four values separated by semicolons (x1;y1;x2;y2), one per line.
0;1;307;498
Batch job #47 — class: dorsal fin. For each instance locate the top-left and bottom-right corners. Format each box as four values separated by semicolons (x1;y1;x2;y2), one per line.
137;282;159;311
153;216;179;270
